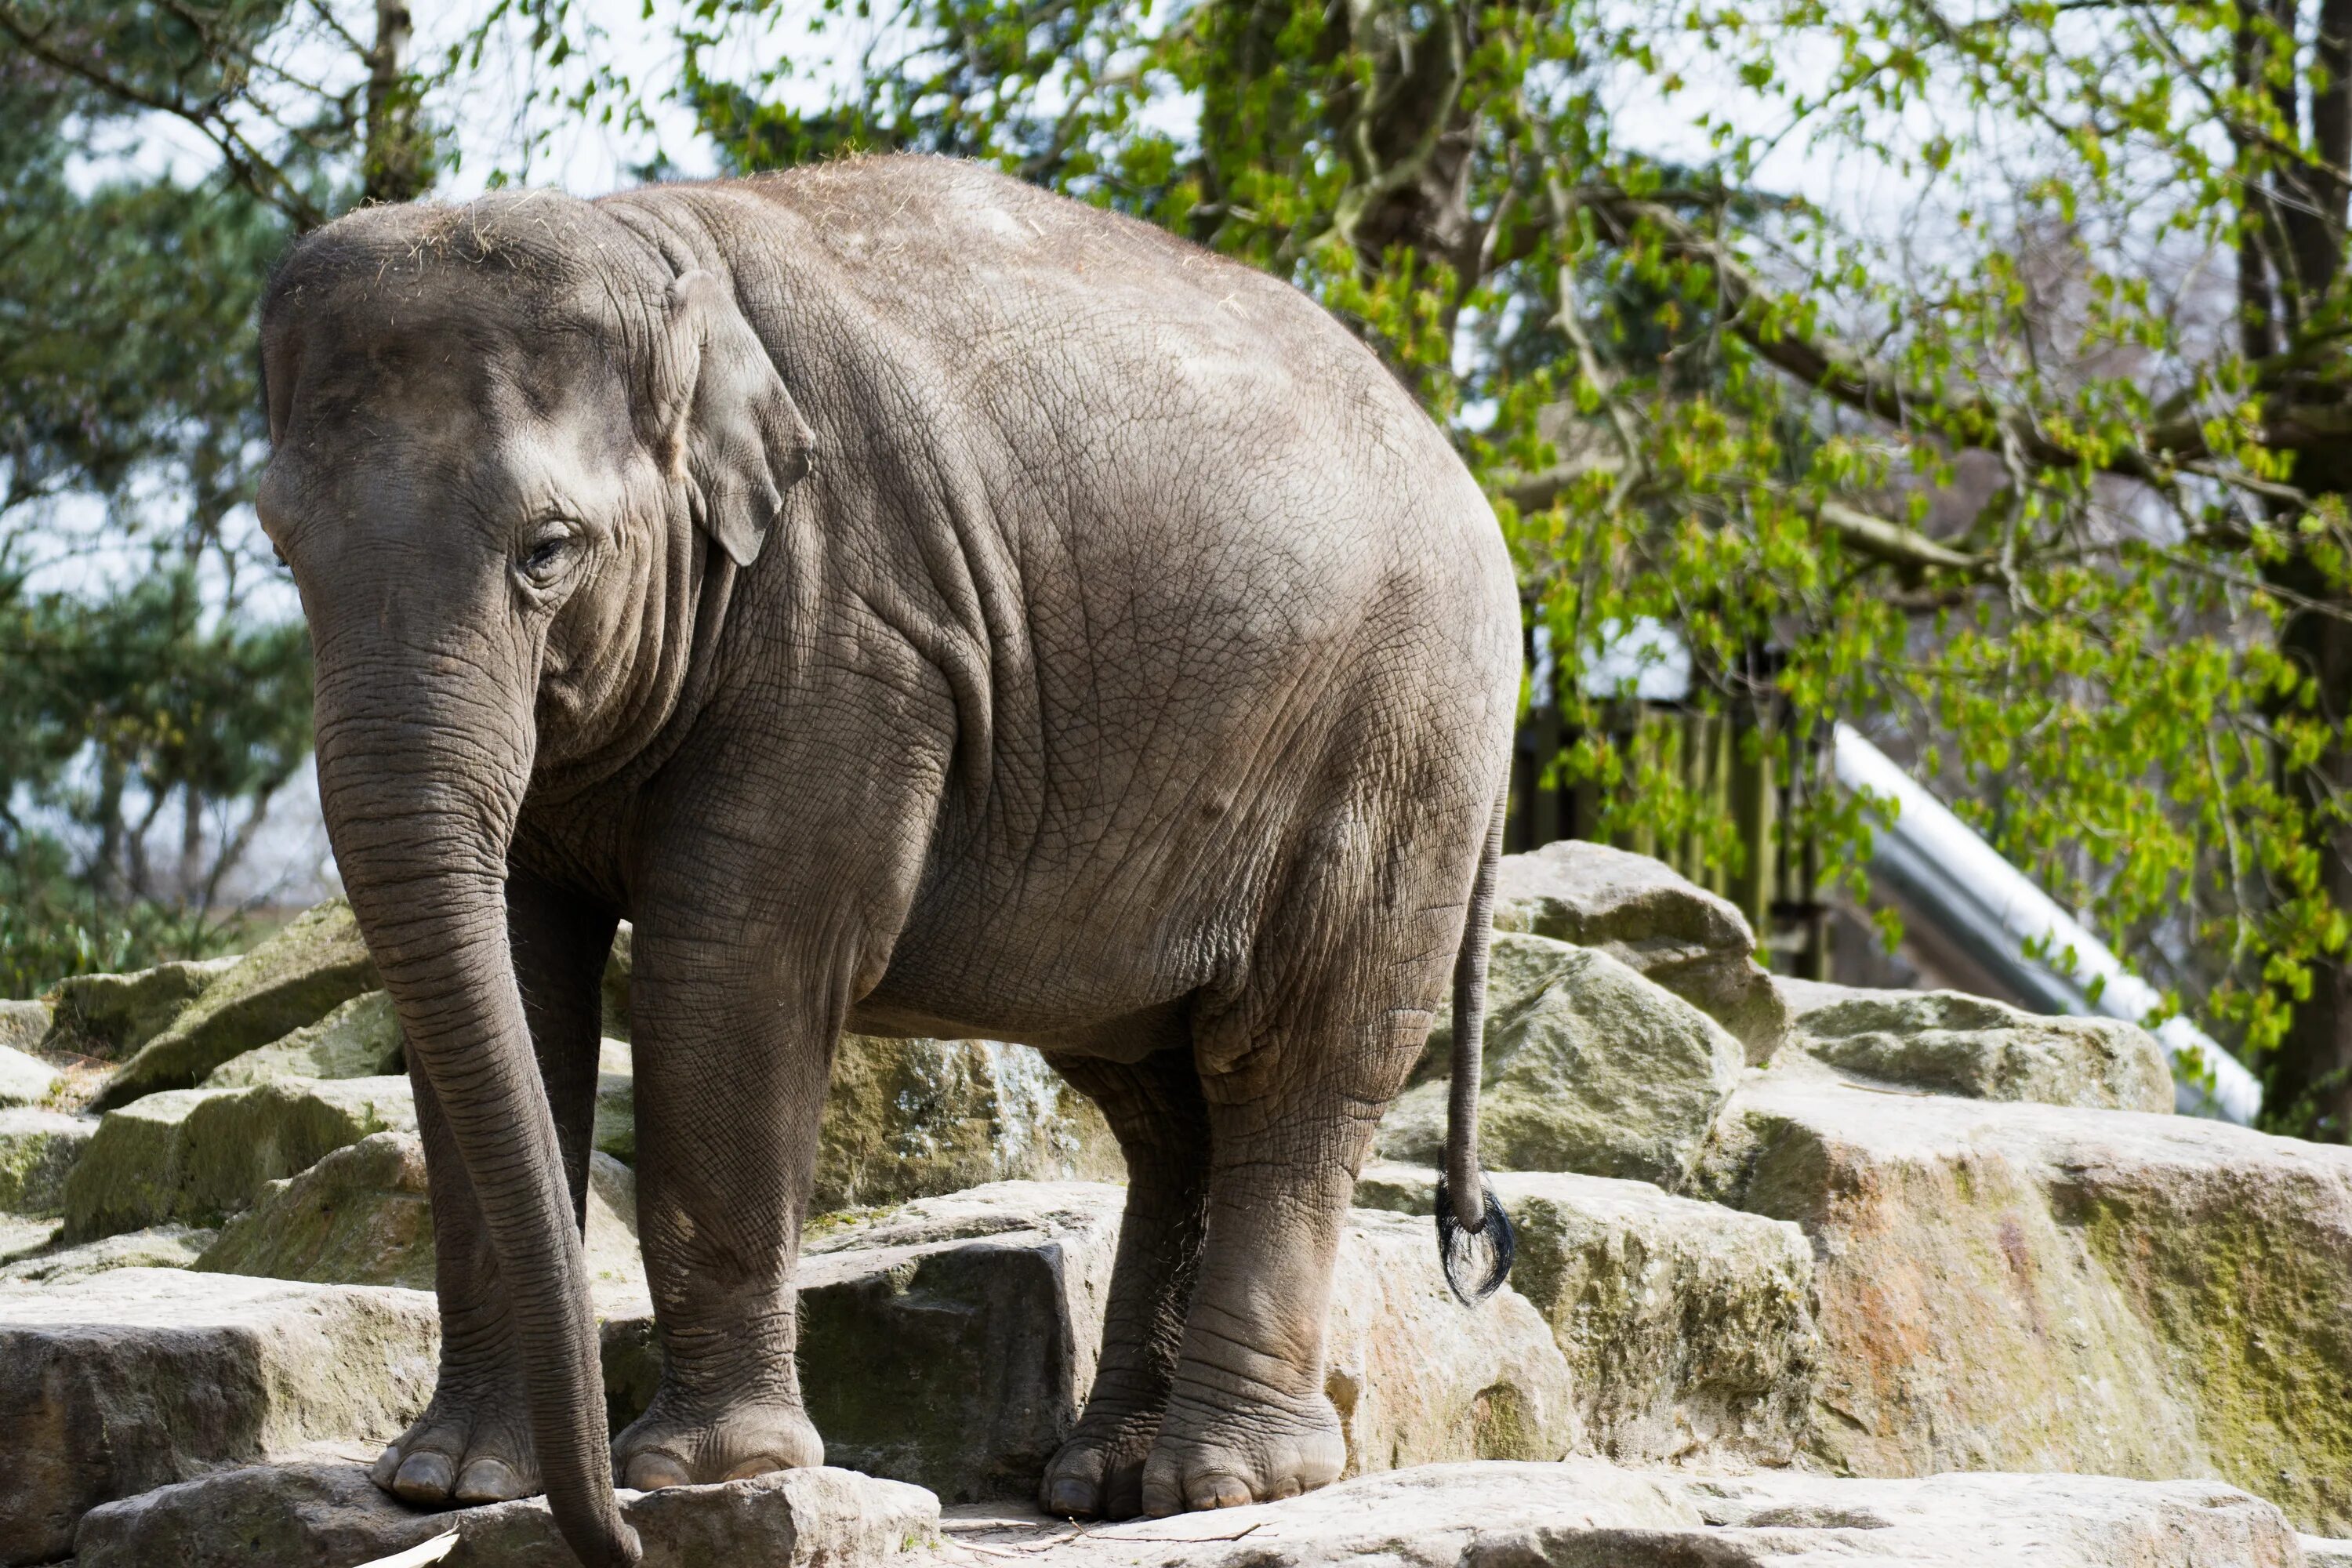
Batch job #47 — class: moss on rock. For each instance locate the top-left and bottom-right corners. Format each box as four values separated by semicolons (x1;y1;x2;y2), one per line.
0;1107;94;1216
63;1075;416;1241
201;991;404;1089
97;903;379;1108
40;958;240;1061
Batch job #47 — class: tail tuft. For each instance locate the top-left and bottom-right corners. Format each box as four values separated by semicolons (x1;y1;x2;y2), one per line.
1434;1172;1515;1305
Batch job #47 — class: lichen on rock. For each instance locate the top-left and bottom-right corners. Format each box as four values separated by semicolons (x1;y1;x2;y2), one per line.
201;990;404;1089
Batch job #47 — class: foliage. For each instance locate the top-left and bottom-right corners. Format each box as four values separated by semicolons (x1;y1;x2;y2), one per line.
665;0;2352;1132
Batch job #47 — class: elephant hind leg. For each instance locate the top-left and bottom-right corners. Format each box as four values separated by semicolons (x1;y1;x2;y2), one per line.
1037;1046;1212;1519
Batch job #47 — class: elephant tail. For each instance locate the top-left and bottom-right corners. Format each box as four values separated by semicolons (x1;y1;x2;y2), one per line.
1436;789;1514;1305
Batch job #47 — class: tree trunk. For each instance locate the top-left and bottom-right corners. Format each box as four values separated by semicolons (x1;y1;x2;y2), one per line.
363;0;429;205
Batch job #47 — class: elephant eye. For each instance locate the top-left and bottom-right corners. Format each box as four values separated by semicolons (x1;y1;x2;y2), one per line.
523;539;564;571
516;528;574;583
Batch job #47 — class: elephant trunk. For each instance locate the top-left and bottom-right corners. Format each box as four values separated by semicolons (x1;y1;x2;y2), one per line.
314;665;637;1568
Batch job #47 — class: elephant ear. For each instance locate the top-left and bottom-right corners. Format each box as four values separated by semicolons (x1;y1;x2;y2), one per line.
651;269;815;568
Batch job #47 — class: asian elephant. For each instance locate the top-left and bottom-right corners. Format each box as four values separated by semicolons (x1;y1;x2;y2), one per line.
255;154;1519;1568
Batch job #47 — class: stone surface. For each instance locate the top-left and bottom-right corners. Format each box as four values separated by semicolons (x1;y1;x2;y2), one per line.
198;1131;646;1306
1494;839;1788;1058
0;1105;93;1214
1356;1163;1816;1466
1773;977;2175;1113
936;1463;2299;1568
38;956;240;1060
0;1041;57;1107
63;1075;416;1240
1377;936;1744;1189
0;998;50;1054
593;1033;1123;1211
99;902;379;1107
1698;1073;2352;1534
0;1222;216;1284
0;1268;437;1564
73;1458;939;1568
2307;1538;2352;1568
201;989;405;1088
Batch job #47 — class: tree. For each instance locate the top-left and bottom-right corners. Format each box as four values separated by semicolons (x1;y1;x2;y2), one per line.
670;0;2352;1134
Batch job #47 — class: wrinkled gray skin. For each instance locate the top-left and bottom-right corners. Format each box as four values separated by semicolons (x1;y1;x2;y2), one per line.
256;156;1517;1567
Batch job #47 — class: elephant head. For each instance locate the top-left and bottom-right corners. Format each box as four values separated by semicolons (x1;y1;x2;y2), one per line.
256;194;814;1568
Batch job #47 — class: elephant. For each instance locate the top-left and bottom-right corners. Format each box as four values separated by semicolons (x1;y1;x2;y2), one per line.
254;154;1519;1568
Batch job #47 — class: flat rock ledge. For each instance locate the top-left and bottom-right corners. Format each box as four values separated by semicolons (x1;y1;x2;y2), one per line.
937;1461;2305;1568
73;1460;939;1568
0;1269;437;1564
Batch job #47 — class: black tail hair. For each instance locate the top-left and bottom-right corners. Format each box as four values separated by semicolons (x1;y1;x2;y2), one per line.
1435;1171;1515;1305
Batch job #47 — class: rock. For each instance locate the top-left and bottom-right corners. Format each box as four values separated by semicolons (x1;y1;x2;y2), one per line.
0;998;49;1054
0;1214;56;1259
1698;1073;2352;1534
592;1033;1122;1210
198;1131;646;1307
934;1462;2299;1568
98;902;379;1108
0;1043;58;1107
1376;937;1743;1189
2307;1538;2352;1568
201;990;404;1088
604;920;633;1038
0;1268;437;1565
1356;1163;1816;1466
74;1458;938;1568
1494;840;1788;1059
62;1076;416;1241
1319;1208;1576;1472
0;1106;93;1214
38;957;241;1059
594;1036;634;1162
1774;977;2174;1113
0;1223;216;1284
816;1034;1121;1210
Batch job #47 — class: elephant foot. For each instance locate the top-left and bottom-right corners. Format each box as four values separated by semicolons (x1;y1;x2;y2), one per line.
1138;1386;1345;1515
1040;1400;1165;1519
612;1386;823;1490
370;1370;540;1507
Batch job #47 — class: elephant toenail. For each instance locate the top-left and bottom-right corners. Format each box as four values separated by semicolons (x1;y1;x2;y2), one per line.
390;1450;456;1503
1044;1476;1099;1518
624;1451;695;1490
1194;1472;1253;1509
368;1445;405;1491
1272;1477;1303;1500
454;1456;525;1503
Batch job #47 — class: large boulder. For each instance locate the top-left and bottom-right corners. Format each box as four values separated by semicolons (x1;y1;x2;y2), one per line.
0;1224;216;1285
1698;1073;2352;1534
1356;1163;1817;1466
1376;936;1743;1189
1494;839;1788;1058
933;1462;2301;1568
605;1181;1572;1501
0;1042;57;1108
38;956;240;1060
201;990;404;1088
0;1106;93;1214
198;1131;647;1307
1774;977;2174;1113
62;1076;416;1241
98;902;379;1108
0;1269;437;1565
0;999;50;1054
74;1459;938;1568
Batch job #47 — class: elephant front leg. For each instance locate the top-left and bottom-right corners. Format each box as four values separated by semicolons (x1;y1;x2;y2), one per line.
608;934;828;1489
372;870;614;1506
1039;1047;1211;1519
